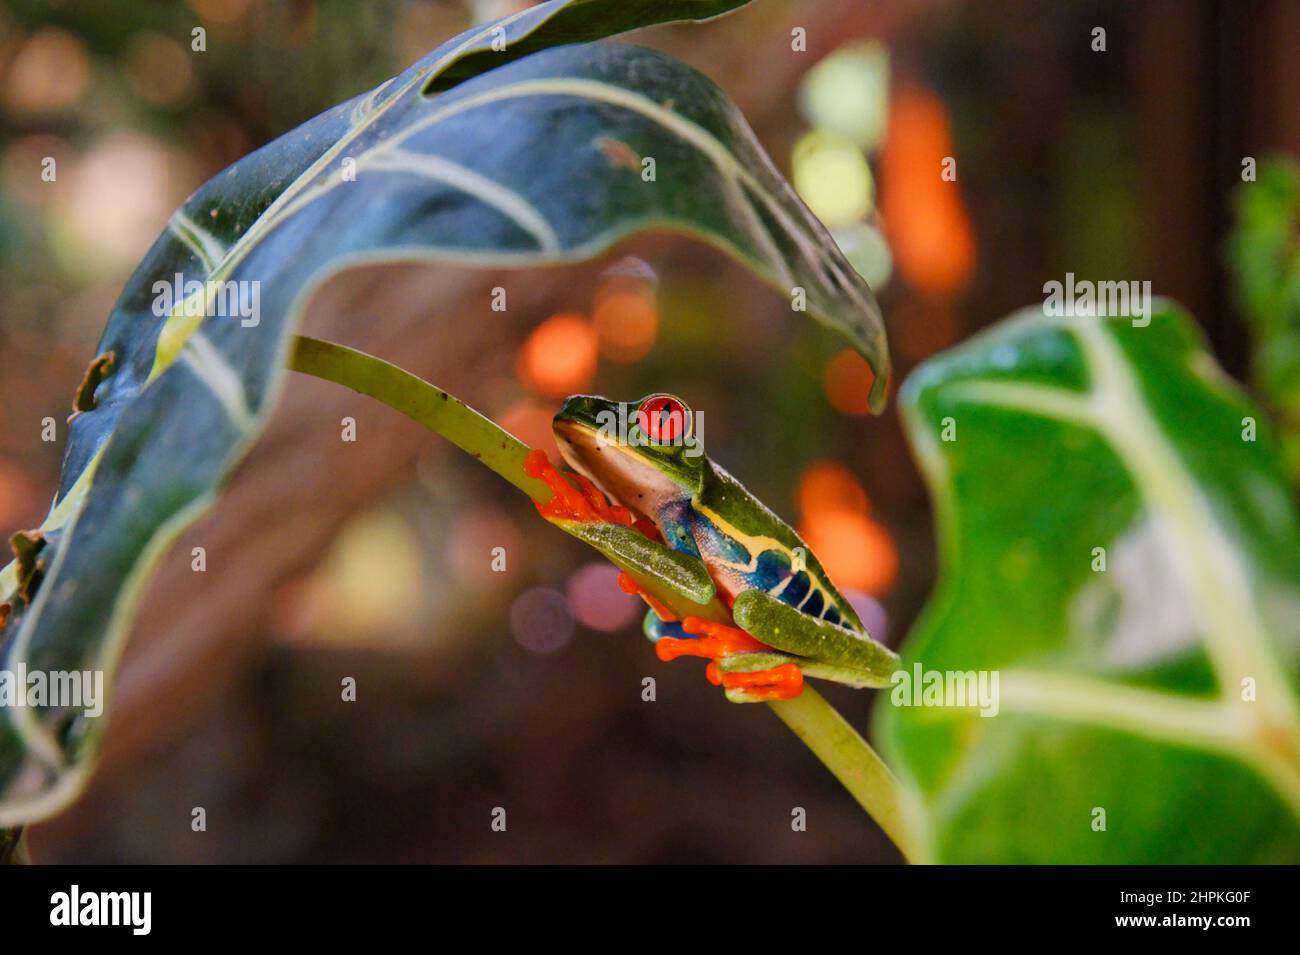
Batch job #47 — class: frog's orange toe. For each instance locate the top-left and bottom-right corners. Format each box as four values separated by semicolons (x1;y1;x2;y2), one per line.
655;636;710;661
525;448;638;527
720;663;804;701
657;616;792;698
680;616;770;655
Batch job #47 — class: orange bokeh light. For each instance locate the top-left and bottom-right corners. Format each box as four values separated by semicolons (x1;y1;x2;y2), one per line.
3;29;91;114
823;349;875;416
880;87;976;295
593;288;658;362
797;461;869;517
800;506;898;596
517;312;598;398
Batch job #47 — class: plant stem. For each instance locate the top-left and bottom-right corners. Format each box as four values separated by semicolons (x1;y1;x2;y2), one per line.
289;335;552;502
769;688;916;862
288;333;916;861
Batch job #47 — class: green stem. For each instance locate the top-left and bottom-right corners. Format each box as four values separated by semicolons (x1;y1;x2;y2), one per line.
770;688;916;861
288;334;916;862
289;335;552;502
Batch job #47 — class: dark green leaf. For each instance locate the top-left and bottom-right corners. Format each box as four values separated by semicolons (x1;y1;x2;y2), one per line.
0;3;886;825
423;0;752;93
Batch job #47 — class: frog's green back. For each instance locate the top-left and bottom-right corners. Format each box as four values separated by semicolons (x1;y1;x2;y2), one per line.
694;462;868;635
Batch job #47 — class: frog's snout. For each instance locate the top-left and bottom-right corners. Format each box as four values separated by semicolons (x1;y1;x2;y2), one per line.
554;394;608;427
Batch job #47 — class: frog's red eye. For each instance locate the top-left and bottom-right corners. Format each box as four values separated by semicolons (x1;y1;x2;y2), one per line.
637;395;689;444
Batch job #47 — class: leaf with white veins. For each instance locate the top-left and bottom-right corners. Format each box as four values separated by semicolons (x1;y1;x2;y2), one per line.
882;301;1300;863
0;0;887;825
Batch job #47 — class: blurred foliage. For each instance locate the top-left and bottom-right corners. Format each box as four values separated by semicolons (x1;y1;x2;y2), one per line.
2;0;407;132
1229;155;1300;484
0;0;420;310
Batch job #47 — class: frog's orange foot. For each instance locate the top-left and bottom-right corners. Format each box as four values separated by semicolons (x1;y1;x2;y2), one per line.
524;449;637;527
654;625;766;662
680;616;770;655
705;660;802;699
657;617;799;699
720;663;804;701
655;617;767;661
655;635;710;661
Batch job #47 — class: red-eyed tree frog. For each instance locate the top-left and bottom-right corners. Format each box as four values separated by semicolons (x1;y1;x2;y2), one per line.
524;393;899;703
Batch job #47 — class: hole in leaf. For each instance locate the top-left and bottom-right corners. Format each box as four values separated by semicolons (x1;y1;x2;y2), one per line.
10;530;47;604
69;350;116;421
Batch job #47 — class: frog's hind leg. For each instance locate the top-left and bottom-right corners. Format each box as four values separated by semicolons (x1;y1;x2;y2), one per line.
716;659;804;701
731;589;898;687
655;615;767;661
662;617;804;702
627;578;806;703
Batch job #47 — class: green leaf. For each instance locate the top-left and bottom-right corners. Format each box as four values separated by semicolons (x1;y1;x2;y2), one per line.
423;0;753;93
880;301;1300;862
0;2;886;826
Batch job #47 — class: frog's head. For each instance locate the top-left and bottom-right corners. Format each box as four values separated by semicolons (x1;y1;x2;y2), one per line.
553;393;706;517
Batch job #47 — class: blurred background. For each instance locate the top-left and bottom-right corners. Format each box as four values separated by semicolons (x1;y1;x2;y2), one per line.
1;0;1296;862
